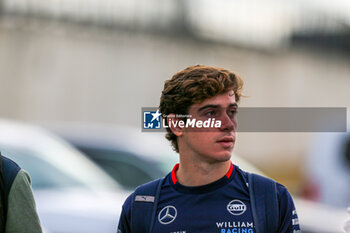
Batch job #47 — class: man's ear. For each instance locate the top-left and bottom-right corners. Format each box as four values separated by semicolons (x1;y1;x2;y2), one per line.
167;113;184;137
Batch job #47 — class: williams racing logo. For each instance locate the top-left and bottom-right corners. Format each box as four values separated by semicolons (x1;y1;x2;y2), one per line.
227;200;247;216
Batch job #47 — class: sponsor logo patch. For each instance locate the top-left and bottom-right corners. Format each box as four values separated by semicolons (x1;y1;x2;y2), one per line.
158;205;177;225
227;200;247;216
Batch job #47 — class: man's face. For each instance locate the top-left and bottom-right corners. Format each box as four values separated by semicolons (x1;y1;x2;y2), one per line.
178;90;237;163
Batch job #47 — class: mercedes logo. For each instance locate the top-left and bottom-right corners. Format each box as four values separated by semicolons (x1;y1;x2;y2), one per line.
158;205;177;224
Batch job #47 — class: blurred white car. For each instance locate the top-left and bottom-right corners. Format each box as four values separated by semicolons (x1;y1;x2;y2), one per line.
0;119;129;233
44;122;264;190
45;122;349;233
303;132;350;208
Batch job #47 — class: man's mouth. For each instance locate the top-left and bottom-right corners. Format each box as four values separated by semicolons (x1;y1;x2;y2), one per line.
216;137;234;147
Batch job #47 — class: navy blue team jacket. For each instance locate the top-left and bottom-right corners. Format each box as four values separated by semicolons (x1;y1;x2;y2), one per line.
118;163;300;233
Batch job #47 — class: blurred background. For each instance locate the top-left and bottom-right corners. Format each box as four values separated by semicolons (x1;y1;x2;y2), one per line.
0;0;350;232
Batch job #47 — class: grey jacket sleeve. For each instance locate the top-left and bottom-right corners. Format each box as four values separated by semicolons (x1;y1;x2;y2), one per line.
5;169;43;233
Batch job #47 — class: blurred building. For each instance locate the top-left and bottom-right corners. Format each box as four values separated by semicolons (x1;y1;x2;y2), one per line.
1;0;349;50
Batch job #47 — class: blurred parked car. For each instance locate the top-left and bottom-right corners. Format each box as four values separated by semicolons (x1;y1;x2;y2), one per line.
46;122;349;233
44;122;265;190
303;132;350;208
0;119;128;233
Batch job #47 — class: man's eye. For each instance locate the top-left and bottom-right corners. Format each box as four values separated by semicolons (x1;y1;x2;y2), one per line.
228;110;237;117
205;111;216;117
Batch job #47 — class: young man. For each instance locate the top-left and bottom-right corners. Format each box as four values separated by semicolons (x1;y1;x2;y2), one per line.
0;153;42;233
118;65;300;233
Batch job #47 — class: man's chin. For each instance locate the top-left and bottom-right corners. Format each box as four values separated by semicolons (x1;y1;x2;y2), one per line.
213;151;232;162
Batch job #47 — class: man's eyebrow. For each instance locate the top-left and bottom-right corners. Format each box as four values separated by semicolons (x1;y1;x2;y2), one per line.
198;103;238;112
198;105;220;112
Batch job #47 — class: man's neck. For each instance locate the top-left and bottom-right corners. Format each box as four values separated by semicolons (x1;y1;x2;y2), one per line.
175;158;231;187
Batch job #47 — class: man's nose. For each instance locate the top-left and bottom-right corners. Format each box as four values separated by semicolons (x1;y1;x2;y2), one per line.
219;113;236;132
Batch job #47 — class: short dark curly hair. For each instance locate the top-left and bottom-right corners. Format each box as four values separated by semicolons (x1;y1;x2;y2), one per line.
159;65;244;153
